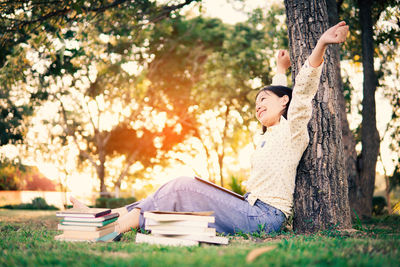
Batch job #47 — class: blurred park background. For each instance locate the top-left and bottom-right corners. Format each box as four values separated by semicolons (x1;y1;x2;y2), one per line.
0;0;399;219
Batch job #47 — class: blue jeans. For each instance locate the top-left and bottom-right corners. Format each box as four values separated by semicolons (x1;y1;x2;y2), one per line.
126;176;286;234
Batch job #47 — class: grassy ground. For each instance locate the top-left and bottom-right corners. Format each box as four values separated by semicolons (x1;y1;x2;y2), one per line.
0;209;399;267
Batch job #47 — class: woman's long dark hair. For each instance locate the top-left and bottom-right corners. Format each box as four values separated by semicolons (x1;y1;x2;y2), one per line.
255;85;293;134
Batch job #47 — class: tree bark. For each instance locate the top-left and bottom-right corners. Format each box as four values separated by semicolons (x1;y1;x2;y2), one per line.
284;0;351;232
357;0;380;218
326;0;360;220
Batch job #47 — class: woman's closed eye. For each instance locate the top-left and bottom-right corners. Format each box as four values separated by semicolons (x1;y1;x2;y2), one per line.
257;96;268;105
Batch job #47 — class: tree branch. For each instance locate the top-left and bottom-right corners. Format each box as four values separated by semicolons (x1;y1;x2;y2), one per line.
55;94;97;168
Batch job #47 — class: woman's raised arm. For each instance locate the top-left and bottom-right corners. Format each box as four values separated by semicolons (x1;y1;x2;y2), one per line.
271;50;291;86
286;21;349;150
309;21;349;67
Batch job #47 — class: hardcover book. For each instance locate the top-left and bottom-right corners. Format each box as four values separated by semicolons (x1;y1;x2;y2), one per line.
157;234;229;245
194;176;245;200
145;218;209;228
61;217;118;227
136;211;229;246
143;211;215;223
135;233;199;247
150;227;216;237
62;213;119;222
55;231;121;242
56;208;111;218
57;221;116;232
62;226;115;239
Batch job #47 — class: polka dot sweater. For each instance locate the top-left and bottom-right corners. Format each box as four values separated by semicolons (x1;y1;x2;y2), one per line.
247;59;323;218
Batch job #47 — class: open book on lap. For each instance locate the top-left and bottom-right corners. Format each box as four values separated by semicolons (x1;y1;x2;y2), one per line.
194;176;245;201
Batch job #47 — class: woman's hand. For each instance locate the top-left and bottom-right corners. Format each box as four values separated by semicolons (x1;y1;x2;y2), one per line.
318;21;349;46
309;21;349;67
277;49;291;74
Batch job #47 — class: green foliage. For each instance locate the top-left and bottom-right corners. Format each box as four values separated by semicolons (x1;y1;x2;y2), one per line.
0;158;26;190
1;197;58;210
1;2;289;193
0;157;57;191
0;0;200;147
372;196;387;216
0;1;207;193
340;0;400;153
144;6;287;184
232;224;289;240
389;164;400;192
353;209;365;231
228;176;246;195
1;210;400;266
0;104;33;145
31;197;57;210
95;197;137;209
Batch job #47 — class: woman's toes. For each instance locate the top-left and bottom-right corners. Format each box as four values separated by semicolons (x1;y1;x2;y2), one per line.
70;196;89;209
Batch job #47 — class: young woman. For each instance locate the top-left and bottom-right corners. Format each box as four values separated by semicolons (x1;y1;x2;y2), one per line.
71;21;349;235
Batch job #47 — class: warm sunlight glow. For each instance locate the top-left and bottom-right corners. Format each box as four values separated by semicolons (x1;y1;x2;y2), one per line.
1;0;397;206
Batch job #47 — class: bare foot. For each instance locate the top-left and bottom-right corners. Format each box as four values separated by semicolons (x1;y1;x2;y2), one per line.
115;208;140;233
70;196;90;209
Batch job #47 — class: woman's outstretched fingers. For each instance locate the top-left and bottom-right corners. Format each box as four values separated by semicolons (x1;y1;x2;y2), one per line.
337;26;349;42
319;21;349;45
337;21;346;27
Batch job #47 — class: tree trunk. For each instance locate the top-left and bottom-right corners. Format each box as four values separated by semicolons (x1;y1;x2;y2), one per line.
357;0;381;219
384;175;392;214
114;151;139;198
284;0;351;232
97;132;108;196
326;0;360;221
194;129;215;183
218;104;230;187
97;160;107;195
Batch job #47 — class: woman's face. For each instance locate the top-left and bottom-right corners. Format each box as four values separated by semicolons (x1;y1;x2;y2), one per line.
255;90;288;127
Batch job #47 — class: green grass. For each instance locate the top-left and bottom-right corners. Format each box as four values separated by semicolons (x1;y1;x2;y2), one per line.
0;209;399;267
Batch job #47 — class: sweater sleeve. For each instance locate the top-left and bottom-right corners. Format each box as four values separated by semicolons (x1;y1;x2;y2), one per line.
271;73;287;86
287;59;323;150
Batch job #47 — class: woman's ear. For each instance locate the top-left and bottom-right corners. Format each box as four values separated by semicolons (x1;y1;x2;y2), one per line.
281;95;289;106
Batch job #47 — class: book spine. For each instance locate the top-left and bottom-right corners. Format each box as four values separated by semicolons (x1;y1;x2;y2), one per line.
135;233;199;247
56;213;95;218
61;217;118;227
62;227;114;238
145;225;214;233
163;234;229;245
150;228;216;237
58;224;99;232
56;209;112;218
145;219;209;228
54;232;120;243
58;222;116;232
61;213;119;222
143;212;215;223
54;234;96;242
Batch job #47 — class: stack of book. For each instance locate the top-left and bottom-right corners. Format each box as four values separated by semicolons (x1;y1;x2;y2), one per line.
54;208;120;242
135;211;229;246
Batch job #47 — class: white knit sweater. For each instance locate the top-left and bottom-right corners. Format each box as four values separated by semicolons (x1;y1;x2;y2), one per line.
246;59;323;218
